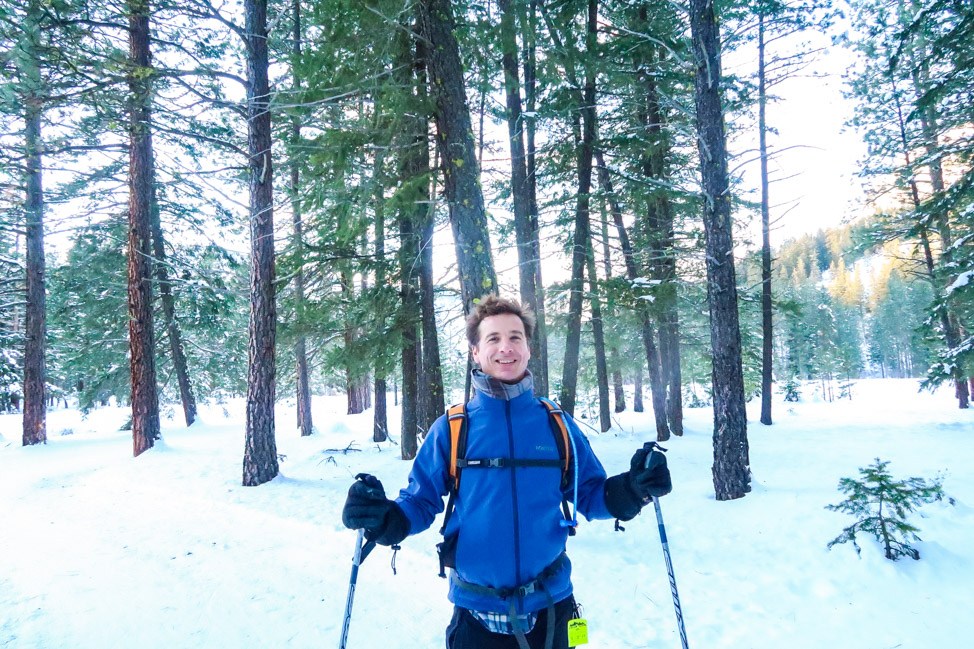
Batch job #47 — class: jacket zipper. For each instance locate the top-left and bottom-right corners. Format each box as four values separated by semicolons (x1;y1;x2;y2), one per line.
505;399;523;611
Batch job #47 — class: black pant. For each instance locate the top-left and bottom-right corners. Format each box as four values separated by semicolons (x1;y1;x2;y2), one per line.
445;597;577;649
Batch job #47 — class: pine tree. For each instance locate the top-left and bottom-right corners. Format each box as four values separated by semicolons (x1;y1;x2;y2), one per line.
843;0;973;407
127;0;162;457
690;0;751;500
419;0;497;313
827;458;946;561
242;0;280;487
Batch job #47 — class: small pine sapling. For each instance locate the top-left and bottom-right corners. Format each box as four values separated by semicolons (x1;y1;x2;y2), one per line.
781;377;801;402
826;458;946;561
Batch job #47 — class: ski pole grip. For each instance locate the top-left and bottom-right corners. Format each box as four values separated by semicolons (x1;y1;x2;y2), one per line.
643;442;667;470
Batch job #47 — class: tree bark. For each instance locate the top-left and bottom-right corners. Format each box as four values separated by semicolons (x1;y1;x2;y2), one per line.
399;212;421;459
291;0;313;436
418;0;497;313
372;142;389;443
149;199;196;427
395;23;427;459
499;0;547;390
595;149;670;439
559;0;598;417
689;0;750;500
634;364;644;412
414;36;445;432
374;377;388;442
586;237;611;431
634;23;682;437
127;0;161;457
758;14;774;426
600;203;626;413
22;0;46;447
520;0;549;395
418;196;445;428
242;0;279;486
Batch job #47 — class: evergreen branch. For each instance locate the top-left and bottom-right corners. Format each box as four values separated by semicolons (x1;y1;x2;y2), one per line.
185;0;245;40
152;123;246;158
160;67;247;90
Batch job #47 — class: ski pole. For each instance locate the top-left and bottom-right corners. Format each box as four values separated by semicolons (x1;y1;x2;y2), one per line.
339;528;373;649
646;443;689;649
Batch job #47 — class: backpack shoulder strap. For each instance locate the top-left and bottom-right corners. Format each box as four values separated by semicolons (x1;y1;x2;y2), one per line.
439;403;467;541
446;402;467;489
537;397;572;486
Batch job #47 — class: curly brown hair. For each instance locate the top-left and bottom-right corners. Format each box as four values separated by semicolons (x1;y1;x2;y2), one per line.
465;295;536;346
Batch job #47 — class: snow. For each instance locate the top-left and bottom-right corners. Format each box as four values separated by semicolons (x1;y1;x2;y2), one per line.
947;270;972;294
1;378;972;648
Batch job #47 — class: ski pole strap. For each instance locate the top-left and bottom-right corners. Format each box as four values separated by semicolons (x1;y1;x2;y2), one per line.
358;537;377;564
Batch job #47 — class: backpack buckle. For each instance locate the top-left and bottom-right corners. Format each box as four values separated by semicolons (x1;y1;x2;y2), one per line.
516;582;537;597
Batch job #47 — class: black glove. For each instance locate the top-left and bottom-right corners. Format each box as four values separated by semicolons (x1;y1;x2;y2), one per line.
629;443;672;500
604;443;672;522
341;473;410;546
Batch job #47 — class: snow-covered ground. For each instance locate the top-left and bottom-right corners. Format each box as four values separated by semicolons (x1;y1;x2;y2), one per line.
1;378;971;648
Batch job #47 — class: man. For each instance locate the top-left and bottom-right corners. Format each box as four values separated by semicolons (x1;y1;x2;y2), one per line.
342;295;671;649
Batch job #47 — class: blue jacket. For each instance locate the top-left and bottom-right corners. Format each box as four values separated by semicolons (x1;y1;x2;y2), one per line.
395;388;614;615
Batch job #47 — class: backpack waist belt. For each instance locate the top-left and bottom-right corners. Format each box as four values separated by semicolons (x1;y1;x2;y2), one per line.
451;552;568;649
450;551;569;601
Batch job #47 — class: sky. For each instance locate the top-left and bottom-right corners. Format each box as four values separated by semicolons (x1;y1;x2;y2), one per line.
1;378;971;648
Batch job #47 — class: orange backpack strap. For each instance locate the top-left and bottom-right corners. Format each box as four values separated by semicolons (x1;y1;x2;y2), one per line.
446;403;467;488
538;397;572;486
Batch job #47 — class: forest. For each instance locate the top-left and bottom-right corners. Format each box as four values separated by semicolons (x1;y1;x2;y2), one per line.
1;0;971;495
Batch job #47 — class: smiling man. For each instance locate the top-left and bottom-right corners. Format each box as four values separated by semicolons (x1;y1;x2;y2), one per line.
342;295;672;649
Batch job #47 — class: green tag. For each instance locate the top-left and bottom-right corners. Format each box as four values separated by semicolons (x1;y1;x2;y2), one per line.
567;618;589;646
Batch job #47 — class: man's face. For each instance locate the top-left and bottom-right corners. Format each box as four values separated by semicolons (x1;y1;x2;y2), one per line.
471;313;531;383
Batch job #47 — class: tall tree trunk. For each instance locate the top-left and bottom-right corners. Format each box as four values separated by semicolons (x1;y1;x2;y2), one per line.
374;377;388;441
520;0;549;394
595;148;670;439
418;170;445;429
399;211;420;459
559;0;598;416
758;14;774;426
634;24;682;437
893;73;968;409
291;0;313;436
22;0;46;447
689;0;750;500
242;0;279;486
127;0;161;457
418;0;497;312
913;66;968;409
372;148;389;443
499;0;546;390
395;23;427;459
633;364;644;412
341;270;366;415
418;217;444;427
412;36;445;431
655;165;683;436
600;202;626;413
586;236;611;431
149;198;196;427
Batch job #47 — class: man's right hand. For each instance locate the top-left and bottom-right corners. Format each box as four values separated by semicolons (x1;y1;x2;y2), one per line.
342;473;392;531
341;473;410;546
628;444;672;501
